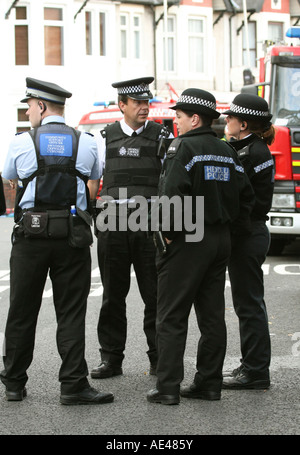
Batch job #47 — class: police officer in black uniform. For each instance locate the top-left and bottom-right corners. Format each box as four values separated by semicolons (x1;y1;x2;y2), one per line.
146;88;254;405
88;77;172;378
222;94;275;390
0;78;114;405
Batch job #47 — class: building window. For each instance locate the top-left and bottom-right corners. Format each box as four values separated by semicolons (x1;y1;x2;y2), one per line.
99;12;106;56
271;0;281;9
44;7;64;65
133;15;141;59
15;6;29;65
268;22;283;43
163;16;175;72
16;108;30;133
120;14;128;58
242;21;257;68
85;11;92;55
188;18;204;73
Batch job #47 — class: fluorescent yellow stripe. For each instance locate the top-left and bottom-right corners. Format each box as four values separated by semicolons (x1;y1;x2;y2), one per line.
292;161;300;166
292;147;300;153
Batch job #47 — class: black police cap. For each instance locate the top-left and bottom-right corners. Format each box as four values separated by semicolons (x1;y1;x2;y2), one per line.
112;77;154;100
224;94;272;122
20;77;72;105
170;88;220;119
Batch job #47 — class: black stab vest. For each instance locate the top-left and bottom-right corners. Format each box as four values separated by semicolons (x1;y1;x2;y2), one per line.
100;122;164;199
15;123;88;222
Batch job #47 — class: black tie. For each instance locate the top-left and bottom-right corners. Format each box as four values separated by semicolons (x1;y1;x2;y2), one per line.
132;132;137;137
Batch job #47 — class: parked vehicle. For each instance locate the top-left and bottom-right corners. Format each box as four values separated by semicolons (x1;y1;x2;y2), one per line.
243;26;300;255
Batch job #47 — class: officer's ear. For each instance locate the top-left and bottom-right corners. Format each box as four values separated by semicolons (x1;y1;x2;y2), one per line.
192;113;202;127
38;101;47;113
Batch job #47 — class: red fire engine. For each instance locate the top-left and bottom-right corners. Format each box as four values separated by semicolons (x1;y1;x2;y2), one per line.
77;97;230;138
77;98;177;138
243;26;300;255
77;96;229;196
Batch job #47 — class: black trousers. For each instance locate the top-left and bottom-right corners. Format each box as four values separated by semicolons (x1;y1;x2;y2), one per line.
0;234;91;394
228;220;271;377
97;228;158;366
155;224;231;395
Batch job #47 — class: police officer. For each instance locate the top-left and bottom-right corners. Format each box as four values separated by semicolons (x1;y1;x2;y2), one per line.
88;77;172;378
0;174;6;216
222;94;275;390
0;77;114;405
146;88;254;405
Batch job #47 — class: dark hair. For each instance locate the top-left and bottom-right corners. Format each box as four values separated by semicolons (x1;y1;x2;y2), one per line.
118;94;128;104
117;94;129;113
181;110;213;127
244;118;276;145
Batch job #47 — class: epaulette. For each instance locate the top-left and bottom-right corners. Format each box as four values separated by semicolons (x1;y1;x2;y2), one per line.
237;145;250;158
167;138;182;158
84;131;94;137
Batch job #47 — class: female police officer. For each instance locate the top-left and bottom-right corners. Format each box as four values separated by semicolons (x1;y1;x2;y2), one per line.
146;88;254;405
222;93;275;390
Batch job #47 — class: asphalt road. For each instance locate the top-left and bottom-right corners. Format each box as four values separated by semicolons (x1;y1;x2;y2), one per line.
0;216;299;440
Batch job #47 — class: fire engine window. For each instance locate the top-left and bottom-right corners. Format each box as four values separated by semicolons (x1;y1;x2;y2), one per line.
44;7;64;65
14;6;29;65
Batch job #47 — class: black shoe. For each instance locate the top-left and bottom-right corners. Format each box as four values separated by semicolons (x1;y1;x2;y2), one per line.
91;361;123;379
180;383;221;401
222;370;270;390
60;386;114;405
147;388;179;405
222;365;244;378
5;388;27;401
149;364;157;376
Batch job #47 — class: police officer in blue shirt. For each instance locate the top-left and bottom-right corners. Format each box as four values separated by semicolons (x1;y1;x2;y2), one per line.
0;77;114;405
0;175;6;216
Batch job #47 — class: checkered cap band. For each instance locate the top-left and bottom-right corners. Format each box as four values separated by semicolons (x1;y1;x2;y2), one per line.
177;95;216;110
230;103;270;117
117;83;150;95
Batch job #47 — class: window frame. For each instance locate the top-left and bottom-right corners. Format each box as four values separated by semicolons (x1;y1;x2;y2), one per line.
43;6;65;66
14;5;29;66
187;16;205;74
242;21;257;68
163;15;176;73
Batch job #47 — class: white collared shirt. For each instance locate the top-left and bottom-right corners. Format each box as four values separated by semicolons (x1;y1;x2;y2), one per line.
96;119;148;176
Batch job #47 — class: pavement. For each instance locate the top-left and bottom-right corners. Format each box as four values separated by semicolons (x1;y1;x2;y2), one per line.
0;216;299;441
